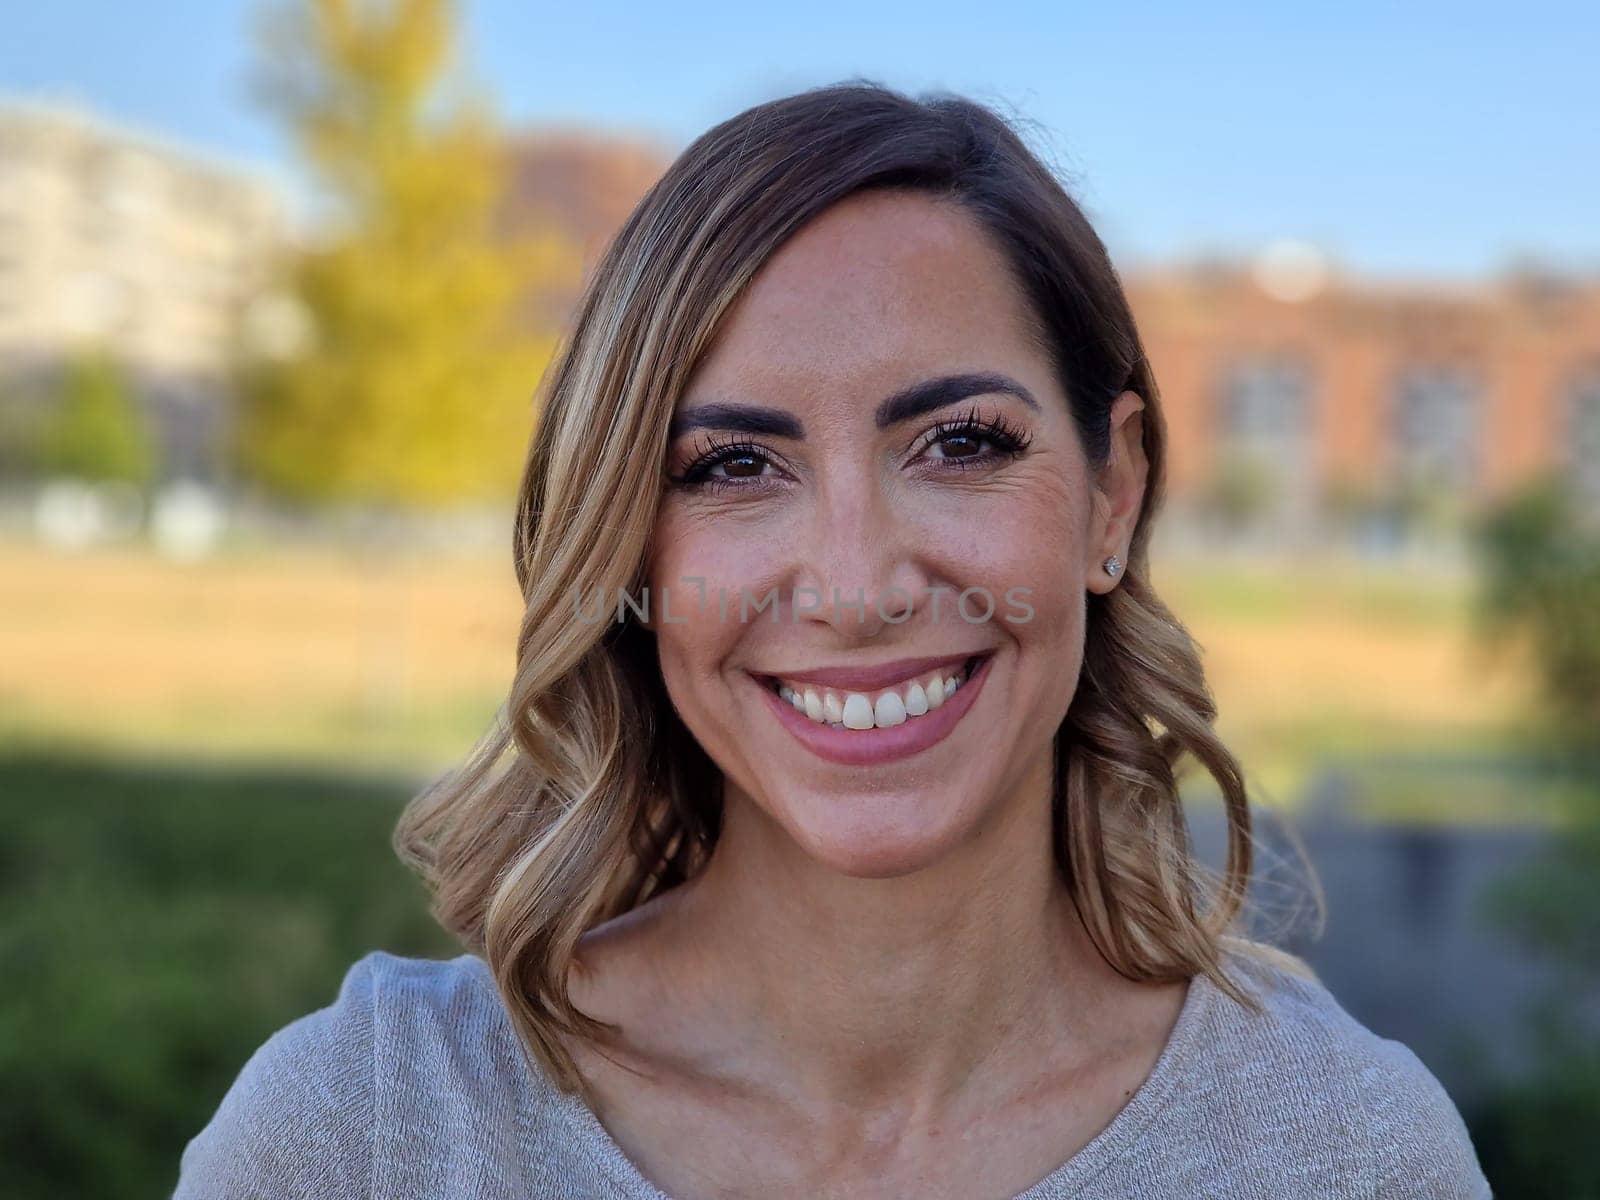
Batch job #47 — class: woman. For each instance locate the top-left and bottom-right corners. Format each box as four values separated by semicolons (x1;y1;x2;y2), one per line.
175;81;1492;1198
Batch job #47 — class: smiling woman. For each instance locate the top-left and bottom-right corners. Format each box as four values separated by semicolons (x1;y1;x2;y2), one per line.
173;81;1491;1199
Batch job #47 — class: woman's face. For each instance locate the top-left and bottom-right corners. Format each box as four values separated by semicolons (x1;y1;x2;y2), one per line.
646;188;1144;878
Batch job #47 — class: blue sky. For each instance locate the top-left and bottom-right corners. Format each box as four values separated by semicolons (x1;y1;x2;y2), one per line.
5;1;1596;278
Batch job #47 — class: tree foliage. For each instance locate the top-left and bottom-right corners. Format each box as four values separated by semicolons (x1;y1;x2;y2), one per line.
1467;476;1600;1195
1470;477;1600;755
237;0;579;509
37;349;156;487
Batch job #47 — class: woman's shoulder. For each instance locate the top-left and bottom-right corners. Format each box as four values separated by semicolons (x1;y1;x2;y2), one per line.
1186;944;1492;1198
1209;944;1454;1094
173;949;535;1199
173;950;389;1197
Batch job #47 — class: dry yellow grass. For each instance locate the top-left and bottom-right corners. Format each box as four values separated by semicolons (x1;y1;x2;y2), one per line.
0;537;523;773
0;539;1535;791
1158;559;1535;806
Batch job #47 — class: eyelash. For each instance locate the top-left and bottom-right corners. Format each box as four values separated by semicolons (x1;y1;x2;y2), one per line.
669;435;775;493
914;405;1035;468
668;406;1034;494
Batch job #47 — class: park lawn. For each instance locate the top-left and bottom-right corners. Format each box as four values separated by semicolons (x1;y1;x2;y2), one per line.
1158;556;1537;815
0;536;518;776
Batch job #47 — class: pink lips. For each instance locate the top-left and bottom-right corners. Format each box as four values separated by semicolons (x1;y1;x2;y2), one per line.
753;652;994;767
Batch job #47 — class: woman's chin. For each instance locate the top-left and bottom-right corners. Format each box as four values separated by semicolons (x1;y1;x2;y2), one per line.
776;790;982;879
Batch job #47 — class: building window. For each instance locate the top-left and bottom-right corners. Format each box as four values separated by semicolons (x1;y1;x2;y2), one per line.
1206;353;1316;527
1389;363;1482;494
1218;355;1313;451
1564;363;1600;515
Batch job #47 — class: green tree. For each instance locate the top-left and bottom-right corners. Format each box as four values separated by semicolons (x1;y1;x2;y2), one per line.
237;0;578;509
37;349;156;487
1467;475;1600;1196
1472;477;1600;752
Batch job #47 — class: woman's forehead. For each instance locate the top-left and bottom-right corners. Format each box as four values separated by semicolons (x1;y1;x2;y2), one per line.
682;196;1043;404
734;193;1021;329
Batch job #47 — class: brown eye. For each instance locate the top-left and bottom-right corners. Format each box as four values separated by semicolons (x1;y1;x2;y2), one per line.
917;409;1034;467
672;436;783;490
933;433;982;459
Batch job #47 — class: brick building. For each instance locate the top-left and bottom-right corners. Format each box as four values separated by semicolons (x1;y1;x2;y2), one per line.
1124;257;1600;531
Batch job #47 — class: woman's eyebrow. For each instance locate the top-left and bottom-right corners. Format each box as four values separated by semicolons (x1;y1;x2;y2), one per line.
875;371;1038;429
668;402;805;439
667;372;1037;440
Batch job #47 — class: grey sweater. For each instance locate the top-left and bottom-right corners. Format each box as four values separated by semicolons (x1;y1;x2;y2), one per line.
172;947;1493;1198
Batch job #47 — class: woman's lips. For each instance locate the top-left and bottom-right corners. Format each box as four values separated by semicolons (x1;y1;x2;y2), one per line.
755;652;976;693
751;652;994;767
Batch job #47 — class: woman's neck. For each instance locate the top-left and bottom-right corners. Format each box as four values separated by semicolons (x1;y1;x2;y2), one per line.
603;755;1134;1118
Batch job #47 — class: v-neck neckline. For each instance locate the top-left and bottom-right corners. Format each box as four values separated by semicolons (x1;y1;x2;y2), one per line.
472;956;1220;1199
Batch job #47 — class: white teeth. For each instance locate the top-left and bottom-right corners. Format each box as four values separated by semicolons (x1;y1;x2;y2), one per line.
772;659;979;731
841;693;875;730
874;691;907;727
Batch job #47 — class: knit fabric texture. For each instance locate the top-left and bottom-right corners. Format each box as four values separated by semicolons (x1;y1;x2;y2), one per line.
173;946;1494;1198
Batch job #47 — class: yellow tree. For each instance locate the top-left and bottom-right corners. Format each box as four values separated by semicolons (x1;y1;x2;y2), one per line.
238;0;578;509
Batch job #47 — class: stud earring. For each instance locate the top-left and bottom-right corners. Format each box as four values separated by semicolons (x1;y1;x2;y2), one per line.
1103;554;1122;578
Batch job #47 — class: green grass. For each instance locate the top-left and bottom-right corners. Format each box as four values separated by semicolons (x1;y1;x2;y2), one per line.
0;690;504;780
0;748;459;1200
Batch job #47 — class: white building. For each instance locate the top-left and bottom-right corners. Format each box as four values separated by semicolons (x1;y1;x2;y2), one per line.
0;98;288;483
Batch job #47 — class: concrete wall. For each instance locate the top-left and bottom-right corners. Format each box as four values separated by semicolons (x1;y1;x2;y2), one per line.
1190;788;1572;1105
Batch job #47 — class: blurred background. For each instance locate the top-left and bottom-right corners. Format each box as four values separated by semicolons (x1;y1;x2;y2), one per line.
2;1;1597;1195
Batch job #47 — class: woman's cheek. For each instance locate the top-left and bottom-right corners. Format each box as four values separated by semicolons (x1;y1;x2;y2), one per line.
648;512;769;679
649;536;759;635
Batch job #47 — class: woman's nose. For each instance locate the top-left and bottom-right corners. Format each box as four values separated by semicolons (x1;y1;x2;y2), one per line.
792;479;929;637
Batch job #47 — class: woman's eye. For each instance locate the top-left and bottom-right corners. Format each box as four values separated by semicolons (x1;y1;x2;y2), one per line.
919;417;1030;465
928;432;985;459
671;439;784;490
713;452;771;478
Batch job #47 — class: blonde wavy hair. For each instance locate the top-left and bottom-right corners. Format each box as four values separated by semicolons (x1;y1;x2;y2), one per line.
394;79;1319;1105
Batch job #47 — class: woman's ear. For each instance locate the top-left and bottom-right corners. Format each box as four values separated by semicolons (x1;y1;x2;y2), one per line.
1086;390;1148;594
